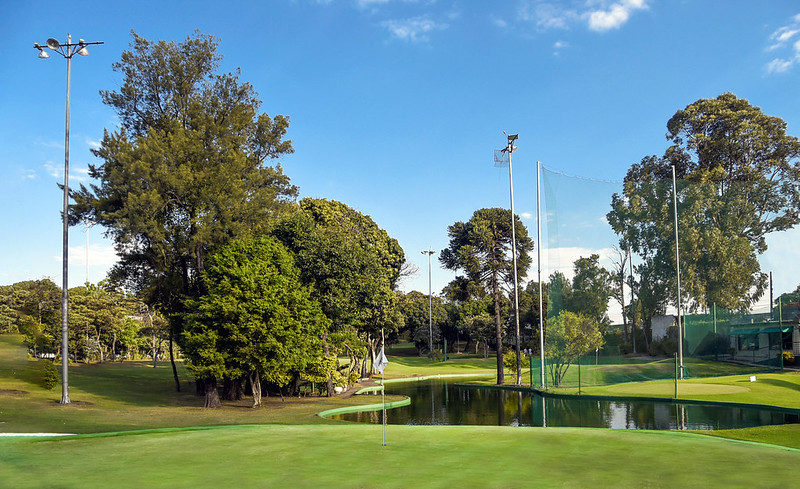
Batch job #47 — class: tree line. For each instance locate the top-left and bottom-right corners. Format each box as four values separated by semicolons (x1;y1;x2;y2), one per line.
5;31;799;404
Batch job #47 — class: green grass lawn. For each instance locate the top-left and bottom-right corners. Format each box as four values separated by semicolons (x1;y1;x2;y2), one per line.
556;371;800;410
2;424;798;489
3;334;800;488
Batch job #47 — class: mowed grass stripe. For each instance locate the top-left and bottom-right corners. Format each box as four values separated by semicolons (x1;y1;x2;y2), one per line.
1;424;798;489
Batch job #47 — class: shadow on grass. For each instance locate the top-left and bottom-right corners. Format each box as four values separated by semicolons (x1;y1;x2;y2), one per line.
758;378;800;392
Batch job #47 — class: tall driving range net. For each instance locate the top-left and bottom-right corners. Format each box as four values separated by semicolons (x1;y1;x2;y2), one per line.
531;166;787;390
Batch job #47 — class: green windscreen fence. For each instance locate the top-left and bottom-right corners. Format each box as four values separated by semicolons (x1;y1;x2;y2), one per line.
528;166;788;390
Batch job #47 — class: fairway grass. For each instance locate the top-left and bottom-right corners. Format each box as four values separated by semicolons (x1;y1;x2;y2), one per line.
3;334;800;487
559;372;800;410
1;424;798;489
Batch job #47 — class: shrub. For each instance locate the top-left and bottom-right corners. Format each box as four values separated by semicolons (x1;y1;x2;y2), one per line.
40;361;59;390
783;351;795;365
503;351;519;374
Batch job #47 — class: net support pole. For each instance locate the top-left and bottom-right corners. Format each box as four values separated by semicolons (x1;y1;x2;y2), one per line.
537;161;545;389
507;138;522;385
672;166;684;380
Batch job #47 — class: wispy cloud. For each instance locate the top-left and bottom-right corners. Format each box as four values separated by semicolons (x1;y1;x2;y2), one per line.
586;0;648;32
43;162;90;183
765;13;800;74
381;16;445;42
553;39;569;55
517;2;578;31
511;0;647;34
44;161;61;179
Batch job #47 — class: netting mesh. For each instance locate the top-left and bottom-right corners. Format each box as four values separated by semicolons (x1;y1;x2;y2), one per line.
532;166;794;390
494;149;509;167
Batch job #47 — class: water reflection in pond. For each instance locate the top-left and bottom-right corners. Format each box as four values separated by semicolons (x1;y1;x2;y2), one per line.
333;378;799;430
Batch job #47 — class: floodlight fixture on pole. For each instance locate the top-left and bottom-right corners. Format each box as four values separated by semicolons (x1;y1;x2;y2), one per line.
496;132;523;385
34;34;104;405
421;249;436;359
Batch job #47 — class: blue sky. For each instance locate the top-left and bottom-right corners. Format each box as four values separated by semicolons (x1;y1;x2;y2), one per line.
1;1;799;315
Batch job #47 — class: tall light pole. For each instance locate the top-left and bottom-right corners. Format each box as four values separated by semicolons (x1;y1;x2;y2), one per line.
34;34;103;404
496;133;522;384
672;165;684;380
422;249;436;359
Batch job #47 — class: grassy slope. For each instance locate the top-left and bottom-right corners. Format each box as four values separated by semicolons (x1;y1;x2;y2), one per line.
1;425;798;489
0;335;391;433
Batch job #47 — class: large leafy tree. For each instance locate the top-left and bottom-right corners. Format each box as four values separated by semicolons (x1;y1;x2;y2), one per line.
569;254;613;328
72;31;296;390
609;93;800;312
68;282;136;363
545;311;604;387
7;280;61;357
273;198;405;391
397;290;448;355
184;236;329;408
440;208;533;384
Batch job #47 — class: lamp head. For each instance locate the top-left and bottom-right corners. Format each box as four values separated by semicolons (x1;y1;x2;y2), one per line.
46;38;61;50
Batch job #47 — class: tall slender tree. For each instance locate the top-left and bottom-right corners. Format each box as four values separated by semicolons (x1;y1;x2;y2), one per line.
72;31;296;391
440;208;533;384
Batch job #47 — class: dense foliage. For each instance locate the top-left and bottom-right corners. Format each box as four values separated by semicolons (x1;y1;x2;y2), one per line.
609;93;800;315
183;236;330;408
440;208;533;384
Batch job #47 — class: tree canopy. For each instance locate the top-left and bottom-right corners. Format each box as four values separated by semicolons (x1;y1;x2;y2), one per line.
72;31;297;390
183;236;329;408
273;198;405;388
545;311;604;387
609;93;800;312
440;208;533;384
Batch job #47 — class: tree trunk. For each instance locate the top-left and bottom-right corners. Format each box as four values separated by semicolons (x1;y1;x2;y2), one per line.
493;276;505;385
250;371;262;408
367;334;378;377
323;332;334;397
169;325;180;392
222;378;244;401
203;377;221;408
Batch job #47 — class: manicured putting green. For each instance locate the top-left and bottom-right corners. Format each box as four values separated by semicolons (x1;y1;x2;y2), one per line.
608;382;750;395
1;424;797;488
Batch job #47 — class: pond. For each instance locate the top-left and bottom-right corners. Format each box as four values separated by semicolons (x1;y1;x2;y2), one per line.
332;378;799;430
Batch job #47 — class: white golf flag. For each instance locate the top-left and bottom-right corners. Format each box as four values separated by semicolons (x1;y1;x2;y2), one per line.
376;347;389;373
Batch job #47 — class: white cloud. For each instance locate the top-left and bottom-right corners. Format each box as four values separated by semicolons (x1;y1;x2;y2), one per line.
540;245;615;281
511;0;646;34
765;13;800;74
71;168;90;183
520;211;534;220
44;161;61;178
586;0;648;32
69;243;120;268
766;57;793;74
43;162;90;183
381;16;445;42
21;169;36;180
553;39;569;55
